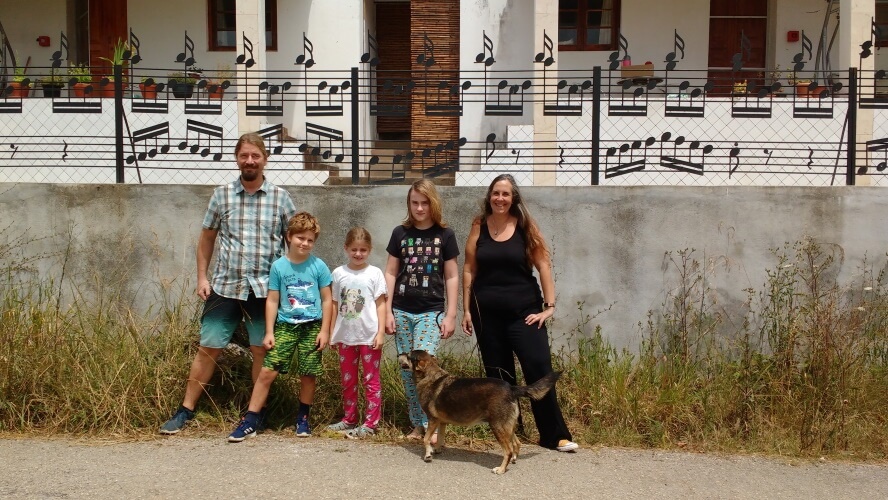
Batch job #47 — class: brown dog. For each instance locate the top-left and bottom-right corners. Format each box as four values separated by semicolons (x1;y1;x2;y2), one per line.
398;349;561;474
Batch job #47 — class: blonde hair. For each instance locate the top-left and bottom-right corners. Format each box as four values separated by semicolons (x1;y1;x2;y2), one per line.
287;212;321;238
234;132;269;158
344;227;373;248
403;179;447;228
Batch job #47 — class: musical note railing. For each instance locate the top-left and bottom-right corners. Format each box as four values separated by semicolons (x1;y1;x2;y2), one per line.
1;28;887;187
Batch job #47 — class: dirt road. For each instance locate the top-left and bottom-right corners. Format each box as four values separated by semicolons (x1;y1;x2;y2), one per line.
1;435;886;499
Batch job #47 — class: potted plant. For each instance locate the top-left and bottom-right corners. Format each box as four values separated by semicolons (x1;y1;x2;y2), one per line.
206;63;233;99
732;80;747;95
9;67;31;98
139;76;160;99
168;68;198;99
67;64;92;97
40;70;66;98
97;38;130;97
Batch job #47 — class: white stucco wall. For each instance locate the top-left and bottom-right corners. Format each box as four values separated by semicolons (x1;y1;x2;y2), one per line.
3;0;66;73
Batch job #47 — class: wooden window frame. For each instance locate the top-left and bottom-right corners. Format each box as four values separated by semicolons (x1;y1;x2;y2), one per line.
207;0;277;51
877;1;888;48
558;0;621;52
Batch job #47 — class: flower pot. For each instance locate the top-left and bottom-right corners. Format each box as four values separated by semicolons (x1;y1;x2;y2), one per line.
72;82;90;97
42;83;64;98
207;86;225;99
170;82;194;99
8;82;31;98
139;83;158;99
96;81;115;98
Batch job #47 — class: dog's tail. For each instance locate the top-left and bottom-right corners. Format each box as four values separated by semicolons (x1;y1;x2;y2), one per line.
514;371;562;401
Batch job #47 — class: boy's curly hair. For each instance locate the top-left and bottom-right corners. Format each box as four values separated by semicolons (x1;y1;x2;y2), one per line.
287;212;321;238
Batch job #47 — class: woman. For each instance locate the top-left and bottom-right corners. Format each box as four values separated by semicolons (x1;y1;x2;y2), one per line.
461;174;578;452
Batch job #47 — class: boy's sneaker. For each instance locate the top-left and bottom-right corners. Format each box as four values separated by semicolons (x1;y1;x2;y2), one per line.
159;406;194;435
257;407;268;433
326;421;357;433
345;425;375;439
295;415;311;437
228;412;260;443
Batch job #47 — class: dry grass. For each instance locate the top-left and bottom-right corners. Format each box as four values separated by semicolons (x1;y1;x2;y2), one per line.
1;233;887;459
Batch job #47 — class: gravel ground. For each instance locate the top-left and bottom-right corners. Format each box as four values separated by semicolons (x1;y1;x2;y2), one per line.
1;434;886;499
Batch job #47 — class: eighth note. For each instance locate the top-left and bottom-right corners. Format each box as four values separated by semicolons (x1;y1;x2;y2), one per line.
485;133;497;161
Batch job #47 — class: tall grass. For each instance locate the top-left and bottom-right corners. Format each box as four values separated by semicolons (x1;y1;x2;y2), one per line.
1;232;886;458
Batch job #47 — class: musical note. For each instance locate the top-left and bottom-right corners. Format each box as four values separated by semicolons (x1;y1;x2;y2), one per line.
792;31;813;74
128;29;142;65
236;33;256;68
246;81;292;116
259;123;285;155
862;137;888;175
62;141;69;161
534;30;555;67
661;138;712;175
618;33;629;63
511;149;521;164
729;143;741;178
127;121;171;164
417;32;435;68
426;80;471;116
301;122;345;163
178;119;223;161
732;30;751;72
307;79;351;116
51;32;69;69
604;139;648;179
175;31;196;67
360;31;380;66
421;137;466;177
9;144;18;158
485;79;531;116
665;30;685;71
485;133;497;161
544;79;589;116
295;33;315;68
475;31;495;66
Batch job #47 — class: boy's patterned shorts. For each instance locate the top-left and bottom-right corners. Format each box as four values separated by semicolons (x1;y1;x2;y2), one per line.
263;320;323;376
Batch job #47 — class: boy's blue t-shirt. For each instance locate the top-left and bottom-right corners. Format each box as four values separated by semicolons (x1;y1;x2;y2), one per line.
268;254;333;324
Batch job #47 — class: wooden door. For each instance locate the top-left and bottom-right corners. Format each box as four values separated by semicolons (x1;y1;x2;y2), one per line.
88;0;127;75
708;0;767;95
376;2;412;140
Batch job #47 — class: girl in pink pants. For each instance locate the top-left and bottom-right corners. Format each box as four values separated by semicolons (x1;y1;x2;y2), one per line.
327;228;388;438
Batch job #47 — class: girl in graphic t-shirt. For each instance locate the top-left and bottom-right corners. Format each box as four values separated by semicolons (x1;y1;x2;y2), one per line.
327;227;388;439
384;179;460;442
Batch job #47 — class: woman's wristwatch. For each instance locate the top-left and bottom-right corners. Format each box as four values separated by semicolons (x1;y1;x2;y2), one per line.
543;302;555;309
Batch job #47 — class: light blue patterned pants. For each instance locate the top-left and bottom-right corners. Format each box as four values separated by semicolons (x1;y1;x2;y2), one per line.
393;309;442;429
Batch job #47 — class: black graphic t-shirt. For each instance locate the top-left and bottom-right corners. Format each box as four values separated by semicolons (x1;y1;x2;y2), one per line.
385;224;460;314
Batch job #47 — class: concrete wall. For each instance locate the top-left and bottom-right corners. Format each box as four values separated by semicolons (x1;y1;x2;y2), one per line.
3;183;888;352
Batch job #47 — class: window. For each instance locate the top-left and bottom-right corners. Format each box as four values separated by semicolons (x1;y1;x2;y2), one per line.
877;1;888;48
208;0;277;51
558;0;620;51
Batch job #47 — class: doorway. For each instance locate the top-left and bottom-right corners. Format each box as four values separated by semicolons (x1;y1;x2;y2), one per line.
707;0;767;95
87;0;127;75
375;1;412;141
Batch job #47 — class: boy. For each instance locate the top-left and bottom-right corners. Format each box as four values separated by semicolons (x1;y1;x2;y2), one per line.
228;212;333;442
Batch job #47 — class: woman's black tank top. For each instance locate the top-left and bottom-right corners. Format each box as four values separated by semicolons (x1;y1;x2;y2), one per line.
471;221;543;311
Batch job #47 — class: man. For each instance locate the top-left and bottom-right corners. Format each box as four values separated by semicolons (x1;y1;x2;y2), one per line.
160;132;297;435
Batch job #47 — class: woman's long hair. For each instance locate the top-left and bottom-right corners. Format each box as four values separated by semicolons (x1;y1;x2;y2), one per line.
480;174;549;266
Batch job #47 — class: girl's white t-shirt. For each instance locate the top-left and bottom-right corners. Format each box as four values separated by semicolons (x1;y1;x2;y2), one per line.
330;264;387;346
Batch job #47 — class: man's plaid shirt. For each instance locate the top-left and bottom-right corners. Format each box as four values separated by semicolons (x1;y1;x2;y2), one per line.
202;177;297;300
